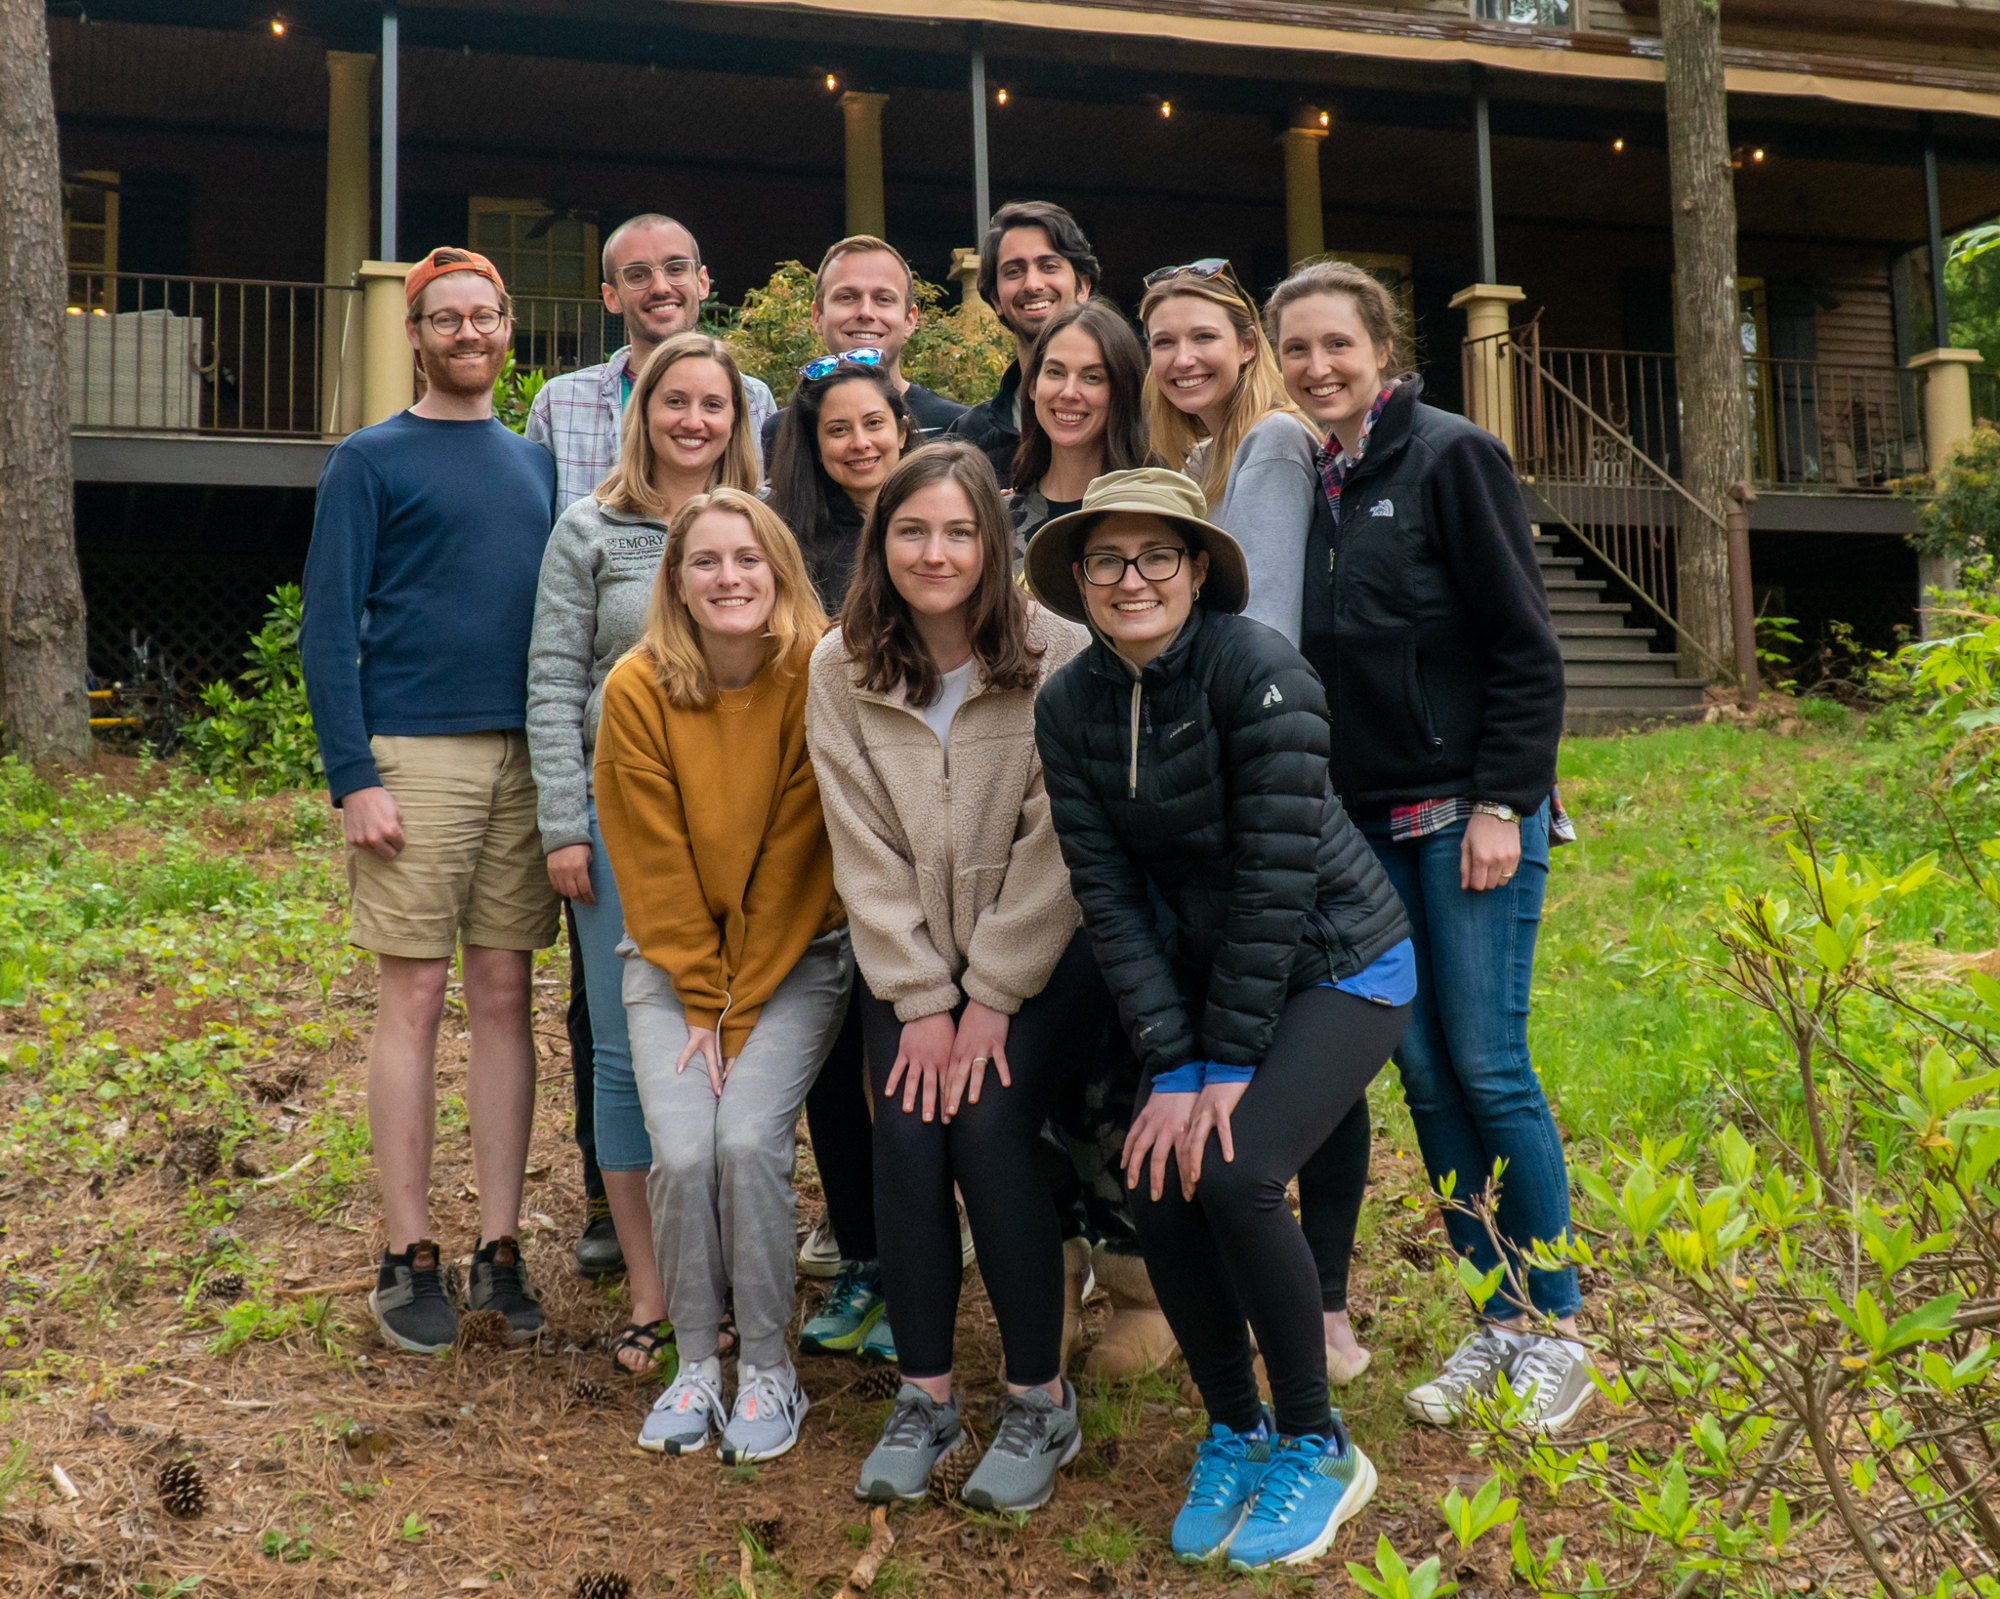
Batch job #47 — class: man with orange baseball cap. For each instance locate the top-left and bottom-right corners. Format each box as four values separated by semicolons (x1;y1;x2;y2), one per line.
301;245;560;1357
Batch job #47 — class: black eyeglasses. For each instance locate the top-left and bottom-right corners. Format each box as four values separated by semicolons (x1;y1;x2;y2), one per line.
1080;547;1187;586
1142;257;1235;289
422;306;506;335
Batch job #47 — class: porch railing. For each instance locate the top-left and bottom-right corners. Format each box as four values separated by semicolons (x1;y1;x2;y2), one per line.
508;296;624;380
1974;370;1999;430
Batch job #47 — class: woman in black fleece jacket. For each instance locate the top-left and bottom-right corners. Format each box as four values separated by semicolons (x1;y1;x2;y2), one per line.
1026;469;1410;1571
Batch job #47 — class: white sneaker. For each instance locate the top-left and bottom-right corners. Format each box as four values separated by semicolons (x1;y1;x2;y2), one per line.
798;1217;844;1279
639;1356;724;1455
718;1360;809;1464
1403;1329;1513;1426
1504;1336;1596;1434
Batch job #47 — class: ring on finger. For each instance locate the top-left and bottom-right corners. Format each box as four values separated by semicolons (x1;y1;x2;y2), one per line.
973;1056;989;1066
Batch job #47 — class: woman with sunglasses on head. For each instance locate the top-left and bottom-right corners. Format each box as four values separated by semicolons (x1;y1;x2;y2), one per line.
807;442;1111;1514
767;352;916;1368
1263;261;1584;1433
1008;300;1154;555
594;488;848;1465
527;332;760;1379
768;352;914;609
1138;259;1318;646
1027;468;1414;1570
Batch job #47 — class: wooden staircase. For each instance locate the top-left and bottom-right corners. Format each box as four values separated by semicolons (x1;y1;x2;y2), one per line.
1535;532;1708;734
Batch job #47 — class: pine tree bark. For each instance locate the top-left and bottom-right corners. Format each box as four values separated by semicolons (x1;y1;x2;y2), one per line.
0;0;91;763
1661;0;1745;681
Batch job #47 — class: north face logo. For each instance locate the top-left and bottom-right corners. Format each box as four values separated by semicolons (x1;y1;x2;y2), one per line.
1369;498;1395;518
1262;684;1284;709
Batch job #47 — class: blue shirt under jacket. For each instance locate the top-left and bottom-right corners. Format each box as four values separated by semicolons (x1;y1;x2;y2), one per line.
300;409;557;802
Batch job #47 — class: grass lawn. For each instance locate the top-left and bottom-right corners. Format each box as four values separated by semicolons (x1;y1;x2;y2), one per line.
0;716;1981;1595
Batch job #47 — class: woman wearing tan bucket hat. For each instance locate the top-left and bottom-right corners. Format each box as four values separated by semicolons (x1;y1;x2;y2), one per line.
1028;468;1415;1570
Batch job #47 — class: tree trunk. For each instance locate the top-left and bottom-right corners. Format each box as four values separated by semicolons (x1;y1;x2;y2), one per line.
1661;0;1745;681
0;0;91;763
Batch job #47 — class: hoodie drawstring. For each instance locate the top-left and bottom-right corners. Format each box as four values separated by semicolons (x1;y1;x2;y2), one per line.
1127;678;1142;797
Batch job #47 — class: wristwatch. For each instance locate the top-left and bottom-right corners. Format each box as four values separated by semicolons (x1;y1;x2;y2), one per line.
1471;801;1521;823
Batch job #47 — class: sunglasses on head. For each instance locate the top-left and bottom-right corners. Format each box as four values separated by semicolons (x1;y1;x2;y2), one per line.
1142;257;1237;289
798;347;885;383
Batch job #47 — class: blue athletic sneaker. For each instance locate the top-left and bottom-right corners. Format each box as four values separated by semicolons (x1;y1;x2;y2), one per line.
801;1259;886;1355
1172;1414;1272;1561
859;1308;897;1364
1226;1417;1377;1570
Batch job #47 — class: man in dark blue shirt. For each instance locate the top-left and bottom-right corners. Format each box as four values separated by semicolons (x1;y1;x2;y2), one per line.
301;246;558;1356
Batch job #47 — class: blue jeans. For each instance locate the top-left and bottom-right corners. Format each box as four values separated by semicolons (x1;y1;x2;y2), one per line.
1361;801;1579;1322
572;806;648;1172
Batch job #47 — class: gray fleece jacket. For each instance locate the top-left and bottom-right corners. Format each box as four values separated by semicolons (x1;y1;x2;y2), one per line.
525;497;667;853
1213;411;1321;648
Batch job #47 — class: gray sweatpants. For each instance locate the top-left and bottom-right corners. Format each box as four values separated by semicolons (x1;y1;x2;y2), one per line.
622;926;852;1368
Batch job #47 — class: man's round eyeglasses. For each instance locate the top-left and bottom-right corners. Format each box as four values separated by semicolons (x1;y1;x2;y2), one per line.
423;307;506;335
617;258;700;290
1081;548;1186;586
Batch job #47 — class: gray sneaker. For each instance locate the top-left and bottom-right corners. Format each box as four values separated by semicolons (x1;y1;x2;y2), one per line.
1404;1328;1513;1425
639;1357;725;1455
1504;1336;1596;1433
960;1378;1082;1512
467;1236;545;1344
857;1384;965;1503
719;1360;810;1464
369;1240;458;1354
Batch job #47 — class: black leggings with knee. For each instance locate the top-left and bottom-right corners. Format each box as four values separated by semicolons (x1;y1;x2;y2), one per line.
805;986;875;1261
1134;985;1409;1438
865;931;1111;1387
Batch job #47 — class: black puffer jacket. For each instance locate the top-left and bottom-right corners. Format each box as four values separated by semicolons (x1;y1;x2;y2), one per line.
1035;605;1410;1082
945;360;1023;488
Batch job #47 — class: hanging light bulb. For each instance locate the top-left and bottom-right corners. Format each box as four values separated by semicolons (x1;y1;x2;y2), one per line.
825;73;838;91
996;88;1008;105
1160;100;1172;119
1613;137;1625;151
269;14;286;34
1319;111;1330;127
1752;147;1766;162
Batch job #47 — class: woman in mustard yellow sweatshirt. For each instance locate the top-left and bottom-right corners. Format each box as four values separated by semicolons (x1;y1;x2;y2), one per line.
593;487;844;1466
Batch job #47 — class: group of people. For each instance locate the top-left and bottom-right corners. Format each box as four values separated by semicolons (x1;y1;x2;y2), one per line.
298;197;1588;1572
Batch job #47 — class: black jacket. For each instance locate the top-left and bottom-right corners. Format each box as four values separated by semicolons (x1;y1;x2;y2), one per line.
1297;378;1563;813
946;360;1023;488
1035;606;1411;1082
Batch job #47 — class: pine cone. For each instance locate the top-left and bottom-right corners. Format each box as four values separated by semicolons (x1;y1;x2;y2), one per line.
855;1364;901;1402
571;1573;633;1599
156;1458;208;1519
164;1126;222;1182
457;1310;512;1349
200;1272;244;1303
1396;1237;1437;1270
930;1428;978;1503
571;1377;615;1406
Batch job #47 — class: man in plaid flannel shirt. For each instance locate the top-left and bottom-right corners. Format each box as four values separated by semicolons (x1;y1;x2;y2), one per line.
526;212;775;510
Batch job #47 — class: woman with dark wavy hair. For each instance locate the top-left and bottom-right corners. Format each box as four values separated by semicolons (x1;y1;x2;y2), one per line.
807;442;1110;1514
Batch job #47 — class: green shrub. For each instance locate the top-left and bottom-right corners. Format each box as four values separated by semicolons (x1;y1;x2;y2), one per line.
492;350;547;435
1902;418;2000;563
181;585;323;795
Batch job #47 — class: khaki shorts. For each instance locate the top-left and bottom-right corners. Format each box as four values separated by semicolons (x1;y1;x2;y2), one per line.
347;730;560;960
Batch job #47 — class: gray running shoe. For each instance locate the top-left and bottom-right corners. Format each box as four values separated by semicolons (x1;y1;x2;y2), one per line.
719;1360;810;1464
1404;1328;1513;1425
369;1239;458;1354
960;1379;1082;1512
1504;1336;1597;1433
639;1357;725;1455
467;1236;545;1344
857;1384;964;1503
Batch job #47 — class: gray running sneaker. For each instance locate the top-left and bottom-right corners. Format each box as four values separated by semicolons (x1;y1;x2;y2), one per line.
1404;1328;1514;1425
369;1239;458;1354
719;1360;810;1464
1504;1336;1597;1433
857;1384;965;1503
467;1236;545;1344
960;1379;1082;1512
639;1357;725;1455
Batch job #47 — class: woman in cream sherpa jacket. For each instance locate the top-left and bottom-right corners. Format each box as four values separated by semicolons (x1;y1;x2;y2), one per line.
805;442;1110;1514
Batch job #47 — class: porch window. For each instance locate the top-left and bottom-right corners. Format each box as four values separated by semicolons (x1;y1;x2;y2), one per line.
467;198;599;299
1473;0;1575;26
64;171;119;311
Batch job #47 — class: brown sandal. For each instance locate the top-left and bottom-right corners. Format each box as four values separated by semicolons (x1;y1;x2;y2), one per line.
611;1319;674;1376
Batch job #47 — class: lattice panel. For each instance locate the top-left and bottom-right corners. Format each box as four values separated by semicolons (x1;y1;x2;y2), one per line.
80;549;305;691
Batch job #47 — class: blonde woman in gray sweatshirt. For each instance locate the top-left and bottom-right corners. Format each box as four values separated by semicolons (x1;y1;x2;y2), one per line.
525;331;758;1376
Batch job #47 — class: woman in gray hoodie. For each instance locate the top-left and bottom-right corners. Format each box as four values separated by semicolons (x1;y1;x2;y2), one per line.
526;331;760;1374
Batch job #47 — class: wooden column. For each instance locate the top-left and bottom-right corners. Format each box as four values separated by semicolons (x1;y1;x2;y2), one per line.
1909;345;1985;631
1280;122;1329;269
1450;283;1525;450
358;259;413;425
841;92;889;239
321;50;373;436
952;246;992;334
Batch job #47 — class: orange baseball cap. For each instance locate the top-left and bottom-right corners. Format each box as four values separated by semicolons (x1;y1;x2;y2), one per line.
404;246;506;309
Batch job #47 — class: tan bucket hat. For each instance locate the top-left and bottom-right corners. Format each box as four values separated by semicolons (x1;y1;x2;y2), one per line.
1022;467;1250;626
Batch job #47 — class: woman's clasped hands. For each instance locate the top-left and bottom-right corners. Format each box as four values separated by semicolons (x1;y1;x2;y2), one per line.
883;1001;1014;1122
1121;1077;1250;1201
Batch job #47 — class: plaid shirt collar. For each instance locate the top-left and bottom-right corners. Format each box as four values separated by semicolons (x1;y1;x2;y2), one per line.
1314;384;1398;518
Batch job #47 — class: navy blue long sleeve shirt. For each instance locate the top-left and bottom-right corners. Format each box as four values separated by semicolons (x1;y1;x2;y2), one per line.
300;410;557;802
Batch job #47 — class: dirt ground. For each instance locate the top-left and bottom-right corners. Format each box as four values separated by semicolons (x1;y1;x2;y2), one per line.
0;785;1631;1597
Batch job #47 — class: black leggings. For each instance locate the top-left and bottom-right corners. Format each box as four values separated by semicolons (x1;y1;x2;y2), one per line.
1134;986;1409;1438
865;931;1111;1387
804;986;875;1261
